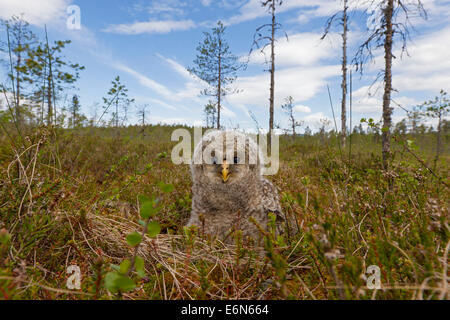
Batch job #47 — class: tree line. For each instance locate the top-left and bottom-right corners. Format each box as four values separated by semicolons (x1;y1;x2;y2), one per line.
0;15;141;131
0;3;448;171
188;0;448;170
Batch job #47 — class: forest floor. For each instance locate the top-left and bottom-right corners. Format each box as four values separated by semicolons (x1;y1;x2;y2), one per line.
0;125;448;299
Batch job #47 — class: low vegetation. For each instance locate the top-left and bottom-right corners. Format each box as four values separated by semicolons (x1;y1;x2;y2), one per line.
0;124;448;299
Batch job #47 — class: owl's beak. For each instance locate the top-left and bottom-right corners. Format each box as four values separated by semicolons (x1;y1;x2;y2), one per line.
221;161;230;182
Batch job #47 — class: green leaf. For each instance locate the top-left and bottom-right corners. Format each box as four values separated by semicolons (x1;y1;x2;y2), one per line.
115;276;136;291
104;272;119;292
147;221;161;238
104;272;136;293
138;219;146;227
135;256;145;278
140;200;158;219
119;259;131;274
158;182;174;193
157;152;167;159
138;194;151;204
126;232;142;247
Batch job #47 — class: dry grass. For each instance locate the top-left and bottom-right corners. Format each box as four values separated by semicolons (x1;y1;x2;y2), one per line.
0;125;448;299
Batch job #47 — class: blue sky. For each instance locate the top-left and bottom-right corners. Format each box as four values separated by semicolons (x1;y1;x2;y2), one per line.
1;0;449;132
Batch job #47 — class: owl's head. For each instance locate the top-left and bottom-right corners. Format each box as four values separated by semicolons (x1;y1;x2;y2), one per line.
191;130;262;185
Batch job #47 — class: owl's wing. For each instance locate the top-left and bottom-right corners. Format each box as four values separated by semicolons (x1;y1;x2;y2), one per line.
261;178;285;233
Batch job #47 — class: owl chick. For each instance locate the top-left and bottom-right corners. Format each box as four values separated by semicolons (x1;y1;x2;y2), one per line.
186;130;283;244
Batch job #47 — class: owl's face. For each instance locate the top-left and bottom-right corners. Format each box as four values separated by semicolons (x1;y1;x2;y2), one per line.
192;130;262;187
202;154;257;184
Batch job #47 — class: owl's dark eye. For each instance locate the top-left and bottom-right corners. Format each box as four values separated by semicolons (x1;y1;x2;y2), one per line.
211;156;218;164
233;156;239;164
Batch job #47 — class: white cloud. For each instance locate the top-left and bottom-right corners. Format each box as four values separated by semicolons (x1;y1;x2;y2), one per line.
156;54;193;80
133;96;178;111
392;26;450;92
353;24;450;114
201;0;212;6
294;105;311;113
0;0;71;26
300;112;332;130
115;63;173;97
103;19;195;35
249;32;336;67
156;54;208;103
147;1;186;15
221;106;237;117
225;0;339;26
0;91;14;109
351;84;422;116
229;64;339;107
228;29;341;109
113;56;206;109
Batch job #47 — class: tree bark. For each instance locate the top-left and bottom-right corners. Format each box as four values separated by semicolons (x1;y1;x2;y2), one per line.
45;29;53;126
341;0;348;147
292;117;295;136
268;0;276;147
217;50;221;129
116;98;119;128
16;46;21;125
434;108;442;168
381;0;394;169
46;74;52;126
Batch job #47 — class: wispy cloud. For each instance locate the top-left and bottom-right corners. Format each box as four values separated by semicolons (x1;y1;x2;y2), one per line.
115;63;173;97
0;0;71;26
201;0;212;7
147;1;186;16
156;53;208;103
224;0;339;26
156;53;193;80
102;19;196;35
133;96;178;111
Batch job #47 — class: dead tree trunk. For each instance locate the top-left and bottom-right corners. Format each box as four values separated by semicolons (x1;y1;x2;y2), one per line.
46;74;53;126
434;108;442;168
217;50;221;129
15;43;21;124
381;0;394;170
268;0;276;145
45;27;53;126
341;0;348;147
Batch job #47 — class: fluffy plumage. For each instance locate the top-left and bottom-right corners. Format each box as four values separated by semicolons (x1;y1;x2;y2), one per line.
186;130;283;243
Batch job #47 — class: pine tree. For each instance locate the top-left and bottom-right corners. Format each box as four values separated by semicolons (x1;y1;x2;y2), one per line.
419;90;449;168
203;101;217;128
0;15;37;125
281;96;303;136
188;21;243;129
28;31;84;126
102;76;134;128
68;94;85;128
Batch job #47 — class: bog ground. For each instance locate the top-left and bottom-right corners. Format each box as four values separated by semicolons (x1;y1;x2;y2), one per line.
0;125;448;299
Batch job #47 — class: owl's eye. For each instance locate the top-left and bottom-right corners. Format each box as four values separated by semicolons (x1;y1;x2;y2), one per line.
233;156;240;164
211;156;218;164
